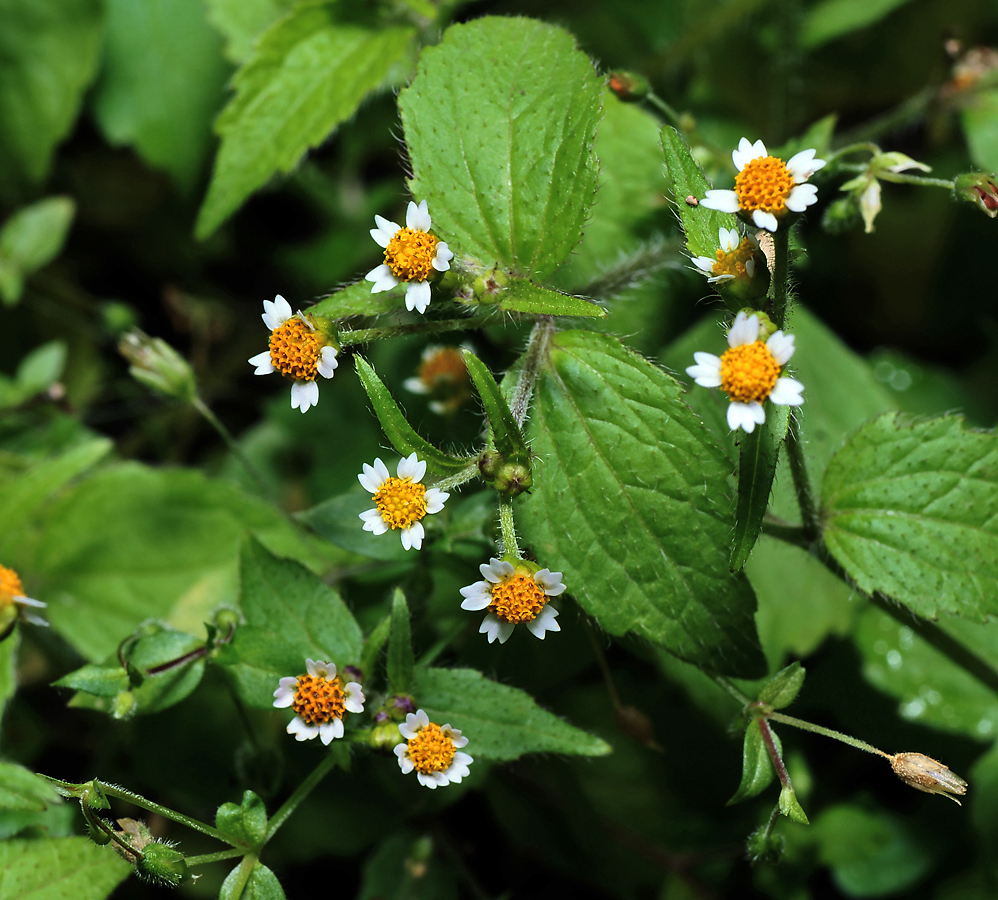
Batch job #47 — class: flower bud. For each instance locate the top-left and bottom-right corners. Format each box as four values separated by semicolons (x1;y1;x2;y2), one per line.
822;195;861;234
954;172;998;218
368;718;403;751
889;752;967;804
137;842;189;887
118;330;197;402
111;690;137;720
113;818;153;865
472;267;508;302
489;460;533;498
607;70;650;102
746;826;784;863
739;309;778;341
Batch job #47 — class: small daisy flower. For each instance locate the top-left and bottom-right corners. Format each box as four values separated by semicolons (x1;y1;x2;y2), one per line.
394;709;473;789
685;311;803;433
460;558;565;644
358;453;449;551
403;345;472;415
272;659;364;745
248;295;338;413
366;200;454;315
0;564;47;629
701;138;826;233
692;227;760;284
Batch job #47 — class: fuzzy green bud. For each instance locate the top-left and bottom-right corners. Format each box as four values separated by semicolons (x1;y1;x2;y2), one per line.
488;459;533;498
119;330;197;402
137;842;189;887
472;268;508;302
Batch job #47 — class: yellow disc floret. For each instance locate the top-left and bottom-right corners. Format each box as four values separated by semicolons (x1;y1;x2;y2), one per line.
269;317;321;380
720;341;781;404
291;673;346;726
0;565;24;607
374;478;427;530
713;238;756;280
385;228;440;282
488;572;547;624
735;156;795;214
407;722;456;774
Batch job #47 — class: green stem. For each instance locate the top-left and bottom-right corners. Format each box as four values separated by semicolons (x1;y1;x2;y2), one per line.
770;228;790;329
582;617;623;710
756;718;792;787
825;141;881;163
432;462;480;493
185;848;247;867
785;414;820;541
191;397;272;500
760;520;810;549
223;854;258;900
645;91;683;128
339;314;494;348
876;172;955;189
766;711;890;758
760;802;782;844
97;782;238;845
498;497;520;558
713;675;752;706
263;750;342;844
509;317;554;428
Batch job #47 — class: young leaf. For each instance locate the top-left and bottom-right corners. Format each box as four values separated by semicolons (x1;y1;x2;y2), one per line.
0;762;62;812
196;6;415;237
728;719;780;804
0;197;76;305
822;414;998;621
354;356;475;476
400;17;603;280
779;783;810;824
497;279;606;318
203;0;296;63
387;588;415;695
518;330;767;678
359;613;392;687
221;858;286;900
462;350;530;465
730;402;791;571
413;667;611;761
216;790;268;848
0;837;130;899
757;661;806;710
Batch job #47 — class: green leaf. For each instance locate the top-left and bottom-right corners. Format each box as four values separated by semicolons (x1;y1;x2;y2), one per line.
757;661;806;710
297;488;414;562
462;350;529;464
204;0;296;63
53;665;129;699
822;414;998;621
359;613;391;687
387;588;414;695
961;88;998;174
779;783;809;824
496;278;606;318
0;0;103;185
519;329;766;678
0;630;18;726
0;762;62;812
310;280;406;320
660;126;739;262
730;402;790;571
800;0;916;48
216;790;268;848
729;720;780;804
92;0;230;191
0;837;130;900
16;342;67;396
221;858;285;900
413;667;611;761
354;356;475;476
197;4;415;237
400;17;603;279
0;198;75;305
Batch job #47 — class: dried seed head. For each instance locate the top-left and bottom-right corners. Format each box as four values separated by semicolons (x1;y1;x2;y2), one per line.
890;752;968;804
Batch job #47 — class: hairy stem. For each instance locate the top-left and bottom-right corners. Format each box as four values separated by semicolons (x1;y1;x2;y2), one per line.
264;750;342;844
770;228;791;328
785;414;820;540
339;314;495;348
97;782;236;845
509;317;554;429
766;711;890;757
756;719;791;788
433;462;480;493
185;848;247;867
582;617;623;710
876;172;955;189
498;496;520;558
713;675;752;707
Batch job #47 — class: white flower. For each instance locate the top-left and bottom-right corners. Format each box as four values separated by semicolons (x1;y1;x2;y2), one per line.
394;708;473;789
0;564;47;627
701;137;826;232
692;227;758;283
247;295;338;414
357;453;449;551
365;200;454;315
685;311;804;433
460;558;565;644
272;659;364;745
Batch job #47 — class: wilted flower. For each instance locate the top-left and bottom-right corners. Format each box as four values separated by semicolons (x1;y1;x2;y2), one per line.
358;453;449;551
273;659;364;744
460;557;565;644
394;709;473;789
889;752;968;804
119;330;196;402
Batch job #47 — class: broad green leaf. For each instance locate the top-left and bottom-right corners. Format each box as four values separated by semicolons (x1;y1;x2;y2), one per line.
310;280;406;320
197;4;415;237
462;351;529;466
961;89;998;174
496;279;606;318
387;588;414;694
216;790;267;848
779;783;809;824
297;488;414;562
0;762;62;811
354;356;476;476
730;402;790;571
660;126;739;262
400;17;603;280
413;667;611;761
0;0;103;185
823;414;998;621
0;837;130;900
204;0;296;63
0;198;75;305
757;662;806;710
800;0;916;48
519;329;766;678
93;0;230;190
221;858;285;900
729;720;779;804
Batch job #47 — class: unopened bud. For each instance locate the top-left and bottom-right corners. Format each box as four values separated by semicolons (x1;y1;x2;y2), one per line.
889;752;967;804
740;309;778;340
119;330;197;401
472;268;508;302
607;70;650;102
113;818;153;865
746;826;784;863
489;460;532;498
138;842;189;887
368;719;403;751
112;690;137;720
954;172;998;218
822;195;861;234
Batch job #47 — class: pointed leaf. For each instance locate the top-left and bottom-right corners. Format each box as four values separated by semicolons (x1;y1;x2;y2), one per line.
462;350;529;464
729;719;780;804
757;661;806;710
387;588;414;695
800;0;917;49
779;783;810;824
310;280;405;320
497;279;606;318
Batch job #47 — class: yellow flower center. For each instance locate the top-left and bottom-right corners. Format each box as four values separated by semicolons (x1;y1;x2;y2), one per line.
735;156;795;214
720;341;781;404
419;347;469;391
291;673;346;726
385;228;439;283
407;722;456;774
374;478;427;529
269;317;321;381
713;238;756;280
488;572;547;624
0;565;24;607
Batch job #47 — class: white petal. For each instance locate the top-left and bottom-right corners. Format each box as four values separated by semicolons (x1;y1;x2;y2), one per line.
397;755;415;775
290;380;319;413
727;311;759;348
319;719;344;745
366;265;398;293
317;346;338;379
482;558;515;582
770;377;805;406
692;256;717;274
786;148;825;183
407;199;432;231
766;331;796;366
496;621;516;644
21;612;48;627
344;683;365;713
413;709;430;729
262;295;293;331
305;659;319;677
701;190;741;213
526;605;561;639
727;401;763;433
745;258;756;277
359;459;390;492
399;721;419;740
534;569;566;595
453;751;473;766
405;280;431;314
424;488;448;514
287;717;319;741
397;452;425;481
718;227;739;253
480;614;502;643
14;595;45;609
248;351;274;375
786;183;818;212
460;583;492;611
273;684;296;708
686;352;722;387
432;242;453;271
371;216;401;247
752;210;779;232
359;508;389;534
402;520;424;551
416;772;439;789
404;377;429;394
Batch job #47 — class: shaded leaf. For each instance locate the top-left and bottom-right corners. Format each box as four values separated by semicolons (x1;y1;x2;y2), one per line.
0;762;62;812
462;350;529;464
800;0;917;48
0;198;75;305
216;790;267;848
220;858;285;900
310;280;405;320
297;488;414;562
729;720;779;804
204;0;296;63
0;837;130;900
961;88;998;174
757;661;806;710
387;588;414;695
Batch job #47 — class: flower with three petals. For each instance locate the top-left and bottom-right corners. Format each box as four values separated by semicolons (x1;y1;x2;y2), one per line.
461;558;565;644
358;453;449;551
394;709;473;789
273;659;365;744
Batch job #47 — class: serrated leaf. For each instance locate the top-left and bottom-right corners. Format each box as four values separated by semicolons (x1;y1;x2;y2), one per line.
729;720;780;804
310;280;406;320
297;488;414;562
779;783;809;824
204;0;295;63
518;329;766;678
496;279;606;318
757;661;806;710
0;198;75;304
462;351;529;465
400;17;603;279
197;4;414;236
413;667;610;761
354;356;475;476
221;858;285;900
0;0;103;185
822;414;998;621
0;762;62;812
730;402;790;571
216;790;267;848
660;127;739;261
0;837;130;900
800;0;916;48
961;88;998;173
387;588;414;695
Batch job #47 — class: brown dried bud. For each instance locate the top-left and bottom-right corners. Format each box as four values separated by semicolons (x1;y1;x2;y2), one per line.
889;752;967;804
